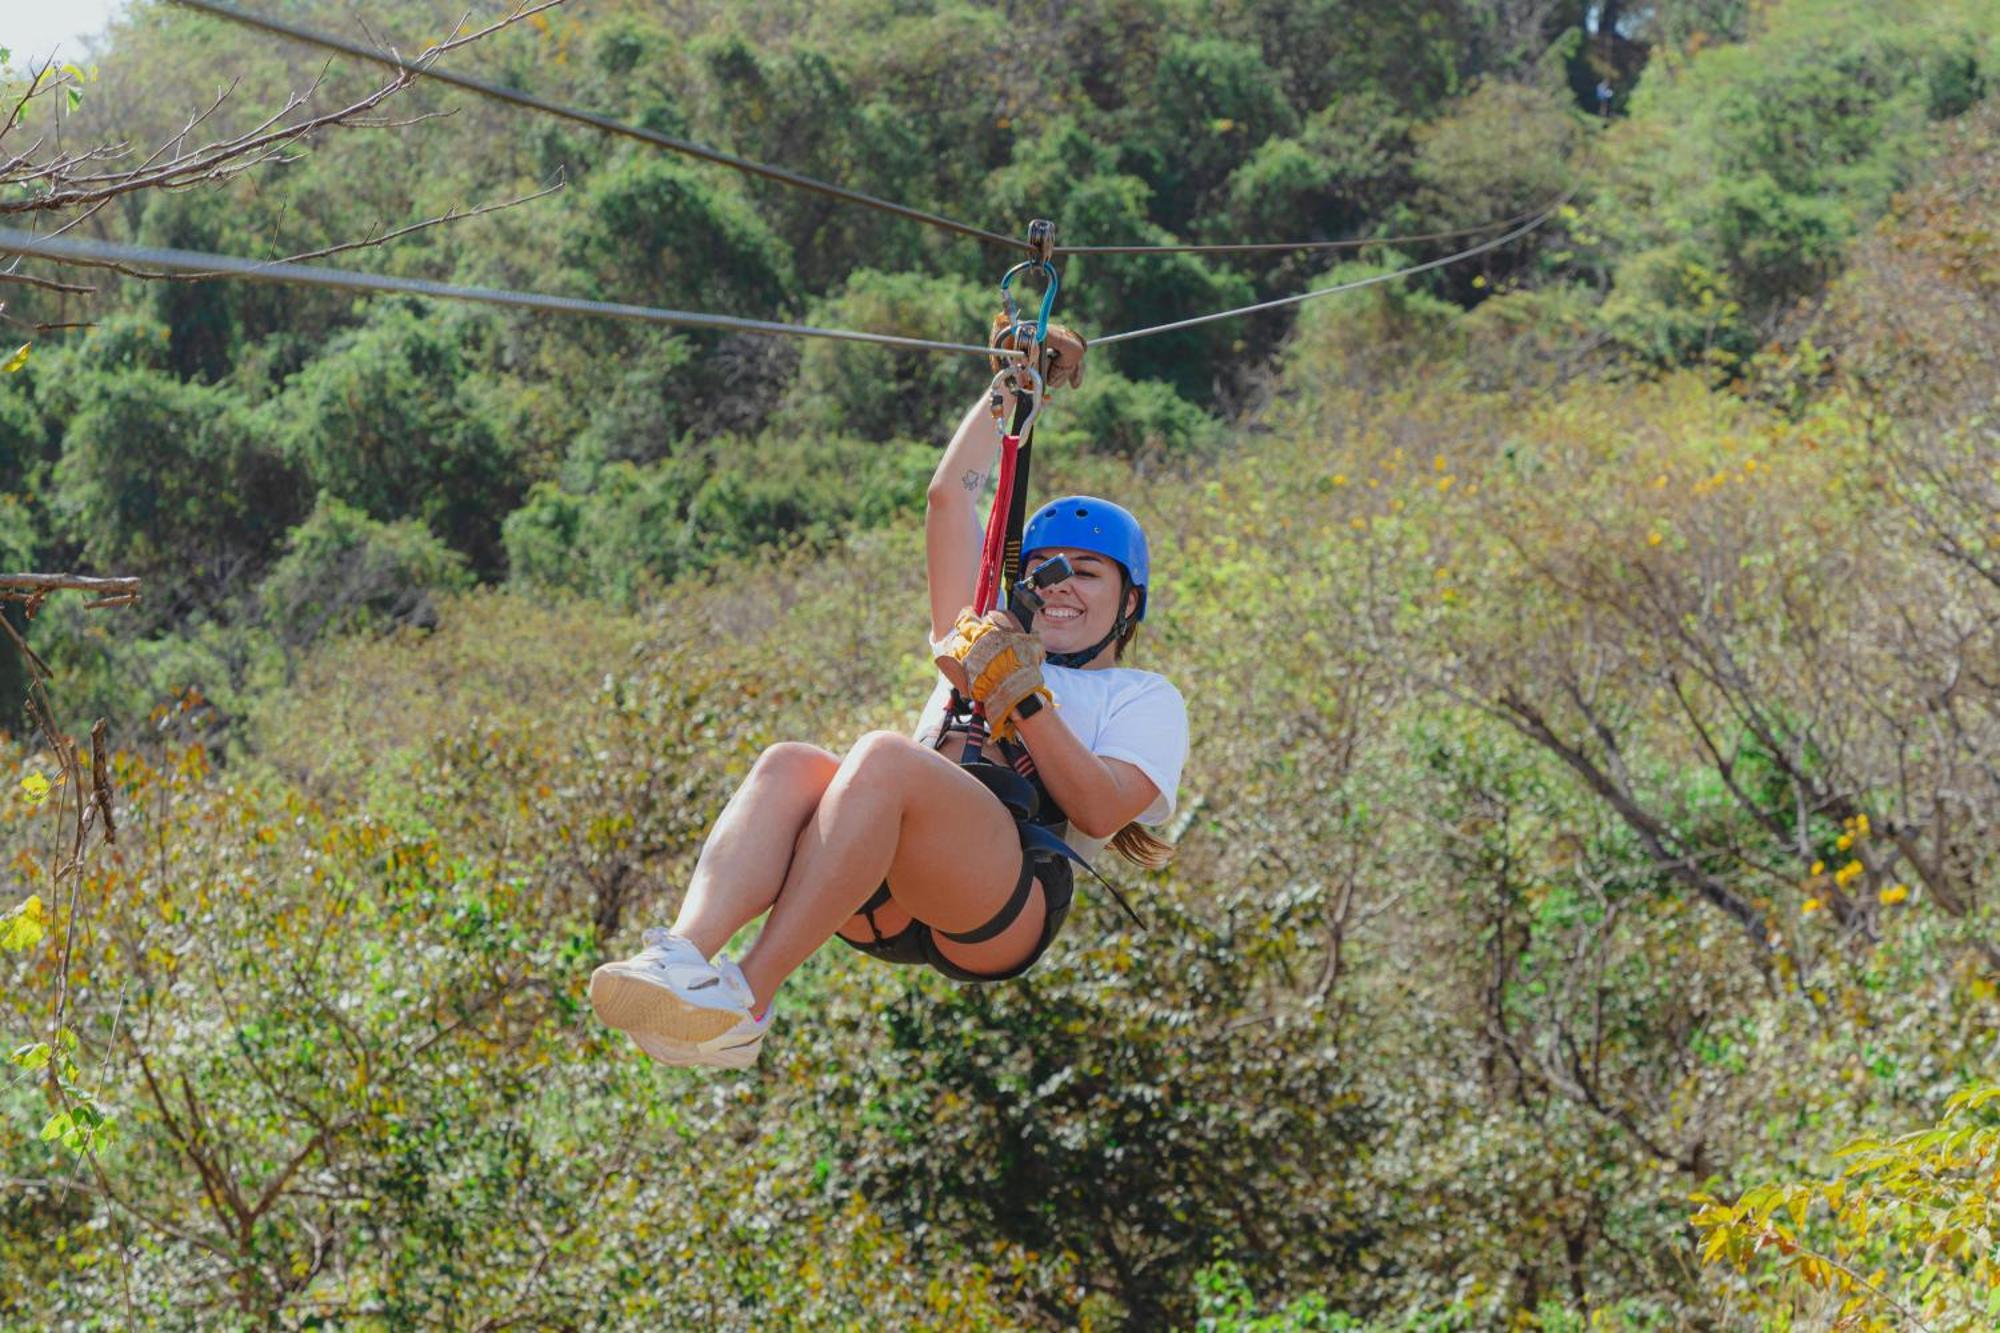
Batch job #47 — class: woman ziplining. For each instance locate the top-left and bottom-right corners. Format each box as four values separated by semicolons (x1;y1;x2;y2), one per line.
586;305;1189;1070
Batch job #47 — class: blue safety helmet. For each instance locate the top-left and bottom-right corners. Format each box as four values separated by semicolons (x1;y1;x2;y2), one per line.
1022;494;1150;623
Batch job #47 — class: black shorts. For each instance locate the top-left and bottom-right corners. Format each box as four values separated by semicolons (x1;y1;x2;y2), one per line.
840;855;1075;983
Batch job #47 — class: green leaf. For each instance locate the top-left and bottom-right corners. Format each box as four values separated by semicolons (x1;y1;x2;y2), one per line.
39;1110;72;1144
8;1042;49;1071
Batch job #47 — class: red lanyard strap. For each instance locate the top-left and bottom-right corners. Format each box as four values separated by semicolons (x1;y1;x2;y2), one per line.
973;429;1021;616
972;364;1044;618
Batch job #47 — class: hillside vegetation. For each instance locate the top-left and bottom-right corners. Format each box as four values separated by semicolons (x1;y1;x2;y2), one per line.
3;0;1999;1326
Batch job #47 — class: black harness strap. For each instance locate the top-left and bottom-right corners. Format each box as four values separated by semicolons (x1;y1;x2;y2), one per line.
1000;388;1036;627
938;848;1040;944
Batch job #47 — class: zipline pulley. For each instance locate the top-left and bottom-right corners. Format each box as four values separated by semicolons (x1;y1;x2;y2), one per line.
998;218;1060;349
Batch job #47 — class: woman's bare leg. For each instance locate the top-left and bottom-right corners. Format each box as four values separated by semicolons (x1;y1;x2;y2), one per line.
735;731;1045;1011
668;743;839;957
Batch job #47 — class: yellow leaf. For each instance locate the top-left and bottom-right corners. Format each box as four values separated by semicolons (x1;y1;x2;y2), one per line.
1;895;47;951
1701;1226;1732;1263
1;343;28;373
20;771;49;806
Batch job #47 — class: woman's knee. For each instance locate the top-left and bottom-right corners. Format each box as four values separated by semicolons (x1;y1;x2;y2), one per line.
749;741;839;796
843;730;930;784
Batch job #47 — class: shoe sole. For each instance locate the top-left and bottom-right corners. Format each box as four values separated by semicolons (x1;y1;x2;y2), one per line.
632;1030;762;1070
589;966;746;1044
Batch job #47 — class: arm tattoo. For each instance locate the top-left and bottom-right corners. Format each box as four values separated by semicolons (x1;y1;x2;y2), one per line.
961;469;987;493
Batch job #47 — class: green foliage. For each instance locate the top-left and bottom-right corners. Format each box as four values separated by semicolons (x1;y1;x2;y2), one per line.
1212;95;1412;256
1411;81;1580;233
49;356;299;580
692;34;927;289
1037;368;1220;460
258;492;472;655
505;431;929;607
1141;36;1300;232
274;302;519;572
789;267;993;441
560;151;796;314
1589;0;1998;362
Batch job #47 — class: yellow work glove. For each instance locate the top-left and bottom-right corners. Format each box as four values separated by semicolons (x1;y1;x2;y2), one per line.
989;314;1088;392
931;610;1053;742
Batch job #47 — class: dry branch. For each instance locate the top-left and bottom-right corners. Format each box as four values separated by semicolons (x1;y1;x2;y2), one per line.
0;1;566;296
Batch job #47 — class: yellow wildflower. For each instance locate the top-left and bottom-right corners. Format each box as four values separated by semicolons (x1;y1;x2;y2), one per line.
1853;813;1869;836
1437;475;1455;493
1809;860;1824;875
1833;860;1863;886
1835;833;1852;851
1801;897;1823;914
1878;884;1910;906
1647;532;1663;546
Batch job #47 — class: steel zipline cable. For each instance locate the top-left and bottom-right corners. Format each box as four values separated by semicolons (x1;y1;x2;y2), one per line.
174;0;1566;264
1054;202;1556;256
0;197;1558;356
1091;200;1567;346
0;228;1024;360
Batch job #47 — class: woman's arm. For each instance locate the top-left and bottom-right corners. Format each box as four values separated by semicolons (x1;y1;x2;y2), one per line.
1012;706;1161;840
926;390;1007;640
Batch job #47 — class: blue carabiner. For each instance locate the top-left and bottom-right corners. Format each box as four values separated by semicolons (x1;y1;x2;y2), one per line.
999;259;1060;344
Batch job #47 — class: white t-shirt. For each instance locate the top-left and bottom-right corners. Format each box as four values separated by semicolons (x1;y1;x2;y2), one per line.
914;664;1190;863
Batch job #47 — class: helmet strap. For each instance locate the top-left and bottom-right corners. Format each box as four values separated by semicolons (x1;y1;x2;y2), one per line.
1043;570;1134;669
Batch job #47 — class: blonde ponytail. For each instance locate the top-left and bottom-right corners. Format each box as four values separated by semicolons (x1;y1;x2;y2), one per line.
1109;822;1175;870
1103;620;1175;870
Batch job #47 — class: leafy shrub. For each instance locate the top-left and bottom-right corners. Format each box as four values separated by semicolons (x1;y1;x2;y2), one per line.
1037;368;1219;461
51;363;299;581
504;431;930;606
788;267;993;442
275;302;519;572
258;492;472;656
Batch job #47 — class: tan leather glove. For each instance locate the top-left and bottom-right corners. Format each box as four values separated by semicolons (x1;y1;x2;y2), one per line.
1040;321;1087;391
989;313;1087;392
932;610;1053;741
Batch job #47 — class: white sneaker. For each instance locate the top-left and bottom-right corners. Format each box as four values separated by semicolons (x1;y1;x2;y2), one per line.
590;928;753;1045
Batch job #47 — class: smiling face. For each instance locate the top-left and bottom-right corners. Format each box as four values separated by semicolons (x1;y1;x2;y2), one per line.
1023;548;1135;667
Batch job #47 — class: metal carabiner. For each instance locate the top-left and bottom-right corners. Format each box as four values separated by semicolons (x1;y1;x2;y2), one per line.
998;259;1060;345
987;361;1045;436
